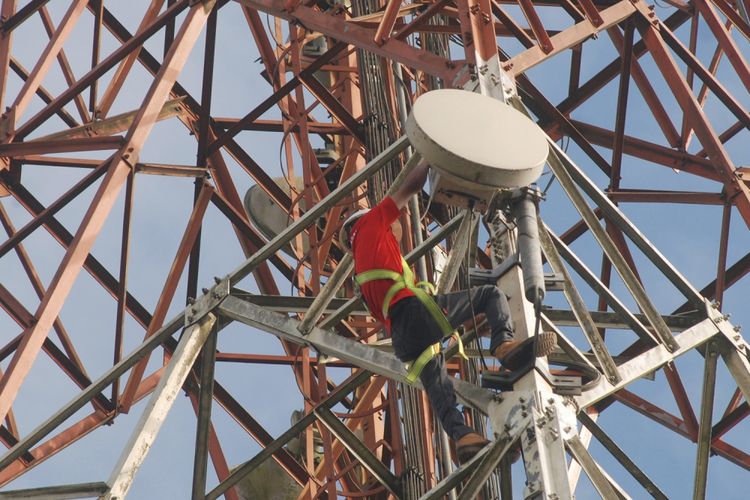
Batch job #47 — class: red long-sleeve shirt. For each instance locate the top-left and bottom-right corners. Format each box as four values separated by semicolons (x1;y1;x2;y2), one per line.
351;196;415;330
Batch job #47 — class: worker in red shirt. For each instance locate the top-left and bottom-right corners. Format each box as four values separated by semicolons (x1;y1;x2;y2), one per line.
340;160;556;463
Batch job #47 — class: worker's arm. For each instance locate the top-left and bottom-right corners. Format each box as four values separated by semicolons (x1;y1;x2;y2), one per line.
390;160;429;210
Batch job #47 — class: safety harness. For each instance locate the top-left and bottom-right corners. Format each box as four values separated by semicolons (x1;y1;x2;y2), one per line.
355;257;468;383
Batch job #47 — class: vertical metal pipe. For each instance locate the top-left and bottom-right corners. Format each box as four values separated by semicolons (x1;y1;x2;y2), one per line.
113;169;134;406
693;341;719;500
191;324;218;500
89;0;103;114
512;192;545;306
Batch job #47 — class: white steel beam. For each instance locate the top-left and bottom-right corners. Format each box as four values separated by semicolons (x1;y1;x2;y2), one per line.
102;313;217;500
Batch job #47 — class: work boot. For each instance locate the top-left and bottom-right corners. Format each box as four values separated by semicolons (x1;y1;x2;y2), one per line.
455;432;490;464
493;332;557;371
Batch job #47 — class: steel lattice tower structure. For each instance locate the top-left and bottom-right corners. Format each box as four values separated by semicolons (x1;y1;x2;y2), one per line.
0;0;748;498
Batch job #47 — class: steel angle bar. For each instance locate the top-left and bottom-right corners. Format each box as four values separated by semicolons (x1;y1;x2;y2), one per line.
456;435;515;500
10;0;88;122
0;312;184;471
566;435;620;499
191;325;218;500
436;209;476;292
37;98;185;141
0;481;109;499
0;160;110;260
538;222;621;384
578;412;668;499
218;296;411;383
227;135;408;286
298;151;421;335
546;140;704;310
694;341;719;500
544;308;697;332
577;318;720;408
544;224;657;343
103;313;217;500
206;370;371;500
546;144;680;352
417;436;504;500
507;0;636;76
314;407;401;495
717;337;750;404
318;211;463;330
541;316;601;376
236;0;458;83
14;0;191;139
0;0;49;35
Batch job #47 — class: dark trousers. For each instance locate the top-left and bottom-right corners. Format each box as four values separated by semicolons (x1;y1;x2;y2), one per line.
389;285;514;441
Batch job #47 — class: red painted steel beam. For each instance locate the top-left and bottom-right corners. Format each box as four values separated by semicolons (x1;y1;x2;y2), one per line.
0;205;88;379
607;25;680;148
552;8;692;122
119;183;214;411
95;0;166;118
0;285;111;412
213;118;348;134
571;120;719;181
658;22;750;136
298;73;365;145
517;0;554;53
38;5;90;124
236;0;459;83
607;189;725;205
695;0;750;90
0;0;48;35
0;136;124;156
9;0;88;123
0;0;17;111
615;389;750;470
0;160;108;259
490;0;535;48
393;0;452;41
674;249;750;314
0;0;217;424
13;0;191;139
710;0;750;39
1;181;153;326
0;410;114;485
215;352;356;368
212;382;310;485
712;402;749;442
374;0;402;45
207;41;348;153
9;57;78;128
636;10;750;230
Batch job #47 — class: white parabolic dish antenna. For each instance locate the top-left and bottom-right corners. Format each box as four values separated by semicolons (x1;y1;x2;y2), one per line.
406;89;549;189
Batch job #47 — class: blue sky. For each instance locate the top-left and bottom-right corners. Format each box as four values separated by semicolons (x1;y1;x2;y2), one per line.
0;1;748;498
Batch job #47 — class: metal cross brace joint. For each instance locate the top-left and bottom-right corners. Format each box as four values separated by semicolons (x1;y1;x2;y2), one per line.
185;276;230;327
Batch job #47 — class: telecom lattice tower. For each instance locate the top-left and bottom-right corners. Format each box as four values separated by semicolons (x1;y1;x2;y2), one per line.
0;0;748;499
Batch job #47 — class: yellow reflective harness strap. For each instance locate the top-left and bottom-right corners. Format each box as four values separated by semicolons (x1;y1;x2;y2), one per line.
355;258;469;384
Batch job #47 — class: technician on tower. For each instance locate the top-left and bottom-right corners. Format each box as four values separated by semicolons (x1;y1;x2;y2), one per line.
340;159;556;464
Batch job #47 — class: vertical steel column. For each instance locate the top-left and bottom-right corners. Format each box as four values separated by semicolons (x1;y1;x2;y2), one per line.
693;341;719;500
104;313;217;500
191;324;218;499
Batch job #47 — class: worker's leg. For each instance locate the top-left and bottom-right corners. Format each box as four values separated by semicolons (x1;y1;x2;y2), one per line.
419;355;474;441
435;285;514;355
390;297;473;441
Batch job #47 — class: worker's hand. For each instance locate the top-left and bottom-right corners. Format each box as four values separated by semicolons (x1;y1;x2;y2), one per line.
391;159;430;209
